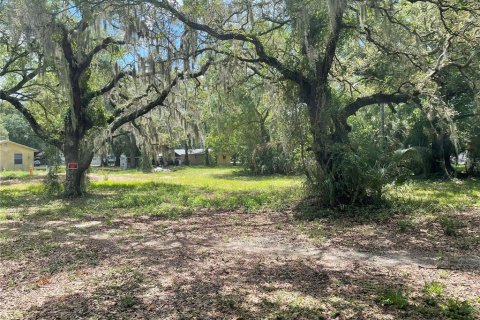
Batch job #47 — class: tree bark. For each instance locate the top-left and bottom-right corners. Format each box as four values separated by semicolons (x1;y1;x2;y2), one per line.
184;140;190;165
431;131;453;178
129;145;137;168
63;132;93;197
205;146;210;166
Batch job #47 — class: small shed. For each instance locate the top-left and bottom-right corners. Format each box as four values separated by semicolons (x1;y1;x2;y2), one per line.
0;140;36;171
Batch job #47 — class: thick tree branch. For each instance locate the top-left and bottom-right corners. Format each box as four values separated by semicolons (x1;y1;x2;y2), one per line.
57;24;76;70
147;0;310;87
4;68;41;94
0;91;62;149
318;8;344;84
79;38;125;72
85;71;132;105
342;92;420;119
109;60;212;133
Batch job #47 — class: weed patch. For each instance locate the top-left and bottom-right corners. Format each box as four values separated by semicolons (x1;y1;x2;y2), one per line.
377;287;409;309
418;281;478;320
438;216;464;237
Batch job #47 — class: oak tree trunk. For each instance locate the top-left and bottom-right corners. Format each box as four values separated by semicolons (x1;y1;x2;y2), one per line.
63;127;93;197
431;132;453;178
304;83;362;206
63;151;92;197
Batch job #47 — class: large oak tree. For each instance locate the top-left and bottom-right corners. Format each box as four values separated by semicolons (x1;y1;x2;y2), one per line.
0;0;212;196
149;0;479;204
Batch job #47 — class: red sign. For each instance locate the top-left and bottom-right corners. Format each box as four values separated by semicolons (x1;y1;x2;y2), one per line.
68;162;78;170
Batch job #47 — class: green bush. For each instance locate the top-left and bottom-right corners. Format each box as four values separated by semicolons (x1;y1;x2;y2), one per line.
393;147;431;177
397;218;416;233
119;294;138;309
305;142;403;206
423;281;445;305
251;142;294;175
420;281;478;319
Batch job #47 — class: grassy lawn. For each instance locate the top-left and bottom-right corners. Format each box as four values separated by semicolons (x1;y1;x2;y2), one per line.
0;167;304;220
0;169;48;181
392;178;480;209
1;167;479;319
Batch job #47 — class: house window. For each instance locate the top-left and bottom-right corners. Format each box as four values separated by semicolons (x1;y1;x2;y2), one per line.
14;153;23;165
222;155;227;160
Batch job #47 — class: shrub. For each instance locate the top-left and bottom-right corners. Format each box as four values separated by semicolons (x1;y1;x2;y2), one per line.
120;294;138;309
43;165;62;195
251;142;294;175
398;219;416;233
305;142;405;206
393;147;431;177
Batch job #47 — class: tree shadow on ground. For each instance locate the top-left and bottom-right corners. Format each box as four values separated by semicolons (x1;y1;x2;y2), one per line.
213;172;300;181
2;210;478;319
293;193;480;259
19;253;413;320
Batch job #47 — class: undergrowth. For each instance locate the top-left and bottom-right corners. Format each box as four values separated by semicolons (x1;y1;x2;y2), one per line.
376;283;478;320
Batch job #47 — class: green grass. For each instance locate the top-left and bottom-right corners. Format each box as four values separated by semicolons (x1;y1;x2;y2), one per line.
0;170;47;180
397;218;417;233
419;281;478;320
391;179;480;210
2;168;480;222
423;281;445;299
295;178;480;222
441;297;478;320
92;166;300;191
0;167;303;220
1;168;479;320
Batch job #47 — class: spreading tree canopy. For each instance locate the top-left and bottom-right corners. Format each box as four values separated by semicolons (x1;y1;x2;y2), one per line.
149;0;480;204
0;0;213;196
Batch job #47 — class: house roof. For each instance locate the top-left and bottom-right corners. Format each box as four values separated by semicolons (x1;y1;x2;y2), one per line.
174;148;208;156
159;148;211;157
0;140;37;151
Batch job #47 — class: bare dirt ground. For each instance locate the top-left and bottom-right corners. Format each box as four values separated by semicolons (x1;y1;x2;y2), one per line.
1;208;479;319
